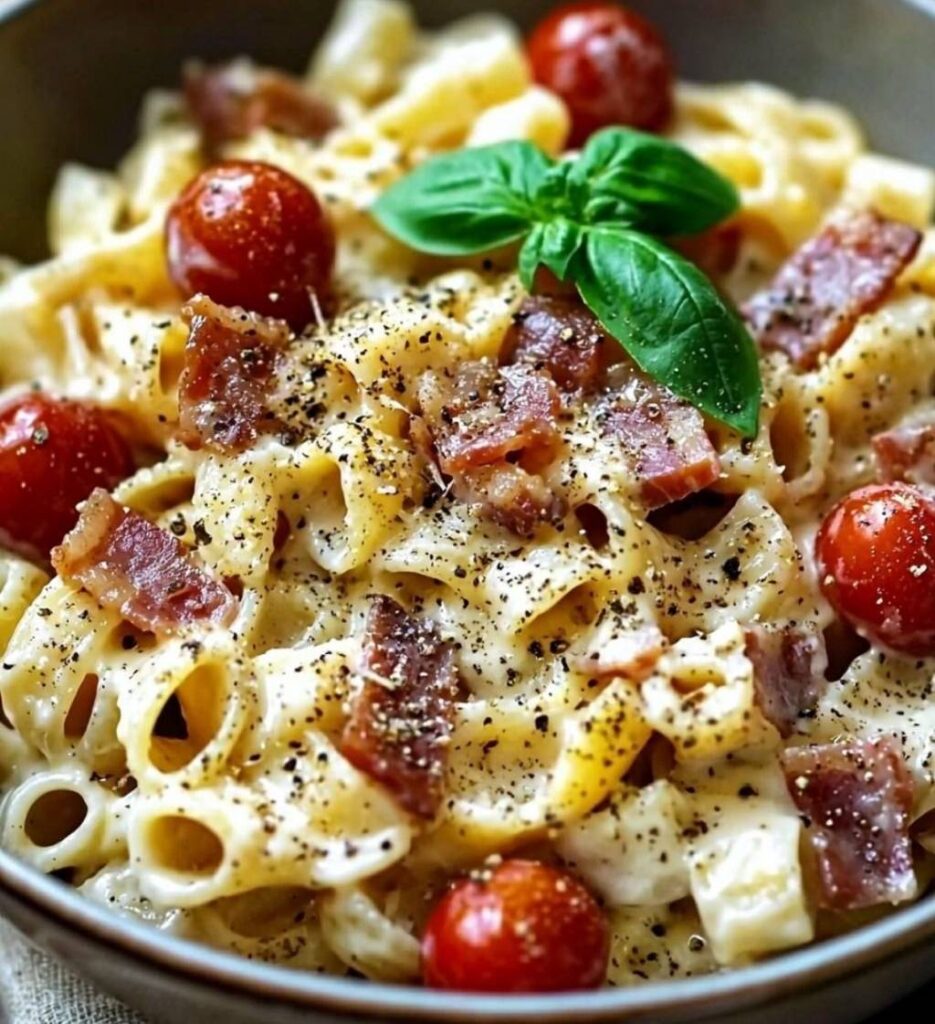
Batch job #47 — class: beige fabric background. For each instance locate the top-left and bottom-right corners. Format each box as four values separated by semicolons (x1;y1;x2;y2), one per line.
0;919;146;1024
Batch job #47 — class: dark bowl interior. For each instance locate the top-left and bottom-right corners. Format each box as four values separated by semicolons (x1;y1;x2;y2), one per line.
0;0;934;1021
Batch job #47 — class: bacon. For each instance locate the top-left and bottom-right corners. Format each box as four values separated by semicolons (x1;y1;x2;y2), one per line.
744;626;827;737
781;737;916;911
743;209;921;369
418;361;561;474
184;60;338;153
451;464;565;538
500;296;616;394
340;596;462;819
576;620;666;681
595;363;721;508
51;490;237;634
873;421;935;486
178;295;291;454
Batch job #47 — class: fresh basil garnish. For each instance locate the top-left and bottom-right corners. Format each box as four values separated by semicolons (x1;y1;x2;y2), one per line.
371;127;761;437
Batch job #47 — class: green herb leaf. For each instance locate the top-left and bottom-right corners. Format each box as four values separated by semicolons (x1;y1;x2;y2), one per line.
569;128;740;235
575;227;761;436
371;141;554;256
518;220;585;290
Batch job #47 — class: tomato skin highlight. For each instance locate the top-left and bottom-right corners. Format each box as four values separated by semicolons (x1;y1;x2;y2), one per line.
0;394;134;561
526;2;675;147
165;160;335;332
421;859;609;993
816;482;935;657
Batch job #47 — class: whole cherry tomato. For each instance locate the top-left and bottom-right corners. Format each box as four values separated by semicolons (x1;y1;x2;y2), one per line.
421;859;609;992
816;482;935;656
0;393;134;560
165;160;335;332
527;2;675;147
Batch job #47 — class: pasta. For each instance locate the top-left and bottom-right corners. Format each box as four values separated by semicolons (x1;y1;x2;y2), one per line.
0;0;933;990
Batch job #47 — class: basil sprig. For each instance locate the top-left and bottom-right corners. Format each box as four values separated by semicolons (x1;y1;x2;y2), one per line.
371;127;761;437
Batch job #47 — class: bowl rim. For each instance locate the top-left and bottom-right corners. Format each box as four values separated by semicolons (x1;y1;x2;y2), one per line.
1;0;934;1017
2;843;934;1020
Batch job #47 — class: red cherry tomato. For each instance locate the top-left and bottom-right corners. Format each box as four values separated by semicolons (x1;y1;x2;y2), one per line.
816;482;935;656
527;2;675;147
0;393;134;560
421;859;609;992
165;160;335;332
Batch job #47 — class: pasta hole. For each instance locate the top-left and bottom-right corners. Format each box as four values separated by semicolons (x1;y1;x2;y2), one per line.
648;491;738;541
64;674;98;739
148;816;223;875
0;693;12;730
158;332;186;395
770;401;811;482
24;790;88;848
822;619;870;682
213;887;314;938
574;503;609;550
148;663;227;773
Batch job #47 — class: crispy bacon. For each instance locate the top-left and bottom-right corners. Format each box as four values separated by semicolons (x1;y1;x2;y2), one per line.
418;361;561;474
184;60;338;153
873;421;935;486
781;737;916;911
743;209;921;369
452;464;565;538
178;295;290;453
500;296;616;394
340;596;462;819
744;626;827;737
51;490;237;634
595;363;721;507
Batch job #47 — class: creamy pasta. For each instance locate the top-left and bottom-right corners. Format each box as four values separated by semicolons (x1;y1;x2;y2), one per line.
0;0;933;990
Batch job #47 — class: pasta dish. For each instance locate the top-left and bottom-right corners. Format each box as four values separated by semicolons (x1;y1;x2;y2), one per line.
0;0;933;992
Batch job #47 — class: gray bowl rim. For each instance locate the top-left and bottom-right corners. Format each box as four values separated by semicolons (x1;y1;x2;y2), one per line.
1;0;935;1018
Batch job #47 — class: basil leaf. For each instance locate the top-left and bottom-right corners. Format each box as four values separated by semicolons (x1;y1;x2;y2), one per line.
518;220;584;290
575;227;760;436
570;128;739;235
371;142;553;255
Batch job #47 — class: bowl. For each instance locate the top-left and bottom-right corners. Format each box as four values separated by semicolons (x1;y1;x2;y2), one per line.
0;0;934;1021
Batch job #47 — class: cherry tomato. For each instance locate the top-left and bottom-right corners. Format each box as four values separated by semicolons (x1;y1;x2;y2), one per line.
421;859;609;992
816;482;935;656
165;160;335;331
527;2;675;147
0;393;134;560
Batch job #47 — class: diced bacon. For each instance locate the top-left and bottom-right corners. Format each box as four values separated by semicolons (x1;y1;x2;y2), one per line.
451;464;565;538
501;296;616;394
51;489;237;634
873;421;935;486
178;295;291;453
744;626;828;737
184;60;338;153
418;361;561;474
743;209;921;369
781;737;916;911
673;224;742;280
340;596;462;819
576;620;666;681
594;363;721;508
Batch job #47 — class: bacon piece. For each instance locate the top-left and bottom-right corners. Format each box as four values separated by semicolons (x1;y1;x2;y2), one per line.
340;596;462;819
781;737;916;911
178;295;290;453
452;464;565;538
873;421;935;486
576;620;666;681
673;224;742;280
51;489;237;634
418;361;561;474
501;296;616;394
595;363;721;508
184;60;338;153
743;209;921;369
744;626;827;737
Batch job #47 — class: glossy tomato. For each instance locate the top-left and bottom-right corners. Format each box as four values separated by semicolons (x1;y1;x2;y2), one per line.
165;160;335;332
421;859;609;992
816;482;935;656
527;2;675;147
0;393;134;560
